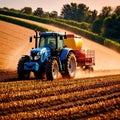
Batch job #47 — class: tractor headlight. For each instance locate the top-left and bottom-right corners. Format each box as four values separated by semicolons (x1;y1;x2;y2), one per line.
37;52;40;56
34;56;40;60
34;52;40;60
31;51;40;61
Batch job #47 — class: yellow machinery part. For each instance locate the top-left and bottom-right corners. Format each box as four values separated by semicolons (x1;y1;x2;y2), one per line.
64;37;82;50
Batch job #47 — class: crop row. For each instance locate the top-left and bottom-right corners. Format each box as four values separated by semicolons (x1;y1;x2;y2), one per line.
0;75;120;94
88;109;120;120
1;75;119;119
1;77;120;103
0;77;120;103
0;84;119;115
1;97;120;120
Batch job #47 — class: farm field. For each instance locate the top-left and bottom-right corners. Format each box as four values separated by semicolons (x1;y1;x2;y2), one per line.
0;75;120;119
0;20;120;78
3;15;120;71
0;19;120;119
0;21;34;71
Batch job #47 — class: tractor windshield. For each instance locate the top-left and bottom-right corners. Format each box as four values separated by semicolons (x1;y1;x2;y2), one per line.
40;35;56;49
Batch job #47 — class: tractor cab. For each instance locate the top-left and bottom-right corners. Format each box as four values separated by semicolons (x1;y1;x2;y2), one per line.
30;31;66;56
39;32;65;52
30;31;65;49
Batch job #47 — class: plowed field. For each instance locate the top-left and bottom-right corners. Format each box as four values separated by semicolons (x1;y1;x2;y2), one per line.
0;75;120;119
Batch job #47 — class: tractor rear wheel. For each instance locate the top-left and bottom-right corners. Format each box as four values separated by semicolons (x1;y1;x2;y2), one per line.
65;52;76;78
17;55;30;79
46;59;59;80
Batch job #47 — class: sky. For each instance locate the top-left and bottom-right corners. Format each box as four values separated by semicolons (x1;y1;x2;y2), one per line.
0;0;120;15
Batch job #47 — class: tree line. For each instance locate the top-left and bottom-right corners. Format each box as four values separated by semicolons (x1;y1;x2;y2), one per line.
1;7;58;18
61;3;120;41
1;3;120;41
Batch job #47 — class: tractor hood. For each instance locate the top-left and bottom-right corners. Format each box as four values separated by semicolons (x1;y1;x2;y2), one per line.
30;47;51;62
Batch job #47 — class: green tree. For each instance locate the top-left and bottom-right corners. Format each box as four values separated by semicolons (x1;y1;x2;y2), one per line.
116;16;120;39
2;7;9;11
103;13;120;39
61;3;78;20
99;6;112;20
20;7;32;14
92;19;103;34
70;3;78;20
77;3;89;21
42;12;50;18
49;11;58;18
33;8;43;17
61;3;89;21
61;4;71;19
10;8;20;12
86;10;98;23
114;6;120;16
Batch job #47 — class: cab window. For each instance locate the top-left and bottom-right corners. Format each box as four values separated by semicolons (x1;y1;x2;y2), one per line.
57;36;64;49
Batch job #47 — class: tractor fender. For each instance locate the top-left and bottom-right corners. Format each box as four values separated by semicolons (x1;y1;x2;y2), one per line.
60;48;74;61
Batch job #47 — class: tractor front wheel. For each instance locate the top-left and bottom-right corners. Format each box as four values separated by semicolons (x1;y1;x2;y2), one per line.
46;59;59;80
17;55;30;79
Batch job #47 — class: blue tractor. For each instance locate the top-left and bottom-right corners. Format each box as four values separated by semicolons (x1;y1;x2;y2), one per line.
17;30;77;80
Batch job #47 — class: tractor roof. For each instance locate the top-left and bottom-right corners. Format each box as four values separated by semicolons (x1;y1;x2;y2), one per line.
40;32;65;36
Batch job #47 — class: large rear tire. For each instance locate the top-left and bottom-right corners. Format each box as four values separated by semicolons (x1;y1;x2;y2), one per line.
64;52;76;78
46;59;59;80
17;55;30;79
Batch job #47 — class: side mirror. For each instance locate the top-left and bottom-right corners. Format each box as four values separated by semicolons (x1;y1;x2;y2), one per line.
29;37;32;42
60;36;63;40
64;35;67;39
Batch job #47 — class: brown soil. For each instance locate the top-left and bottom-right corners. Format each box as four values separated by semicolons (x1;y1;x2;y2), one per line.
0;21;34;70
0;20;120;80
